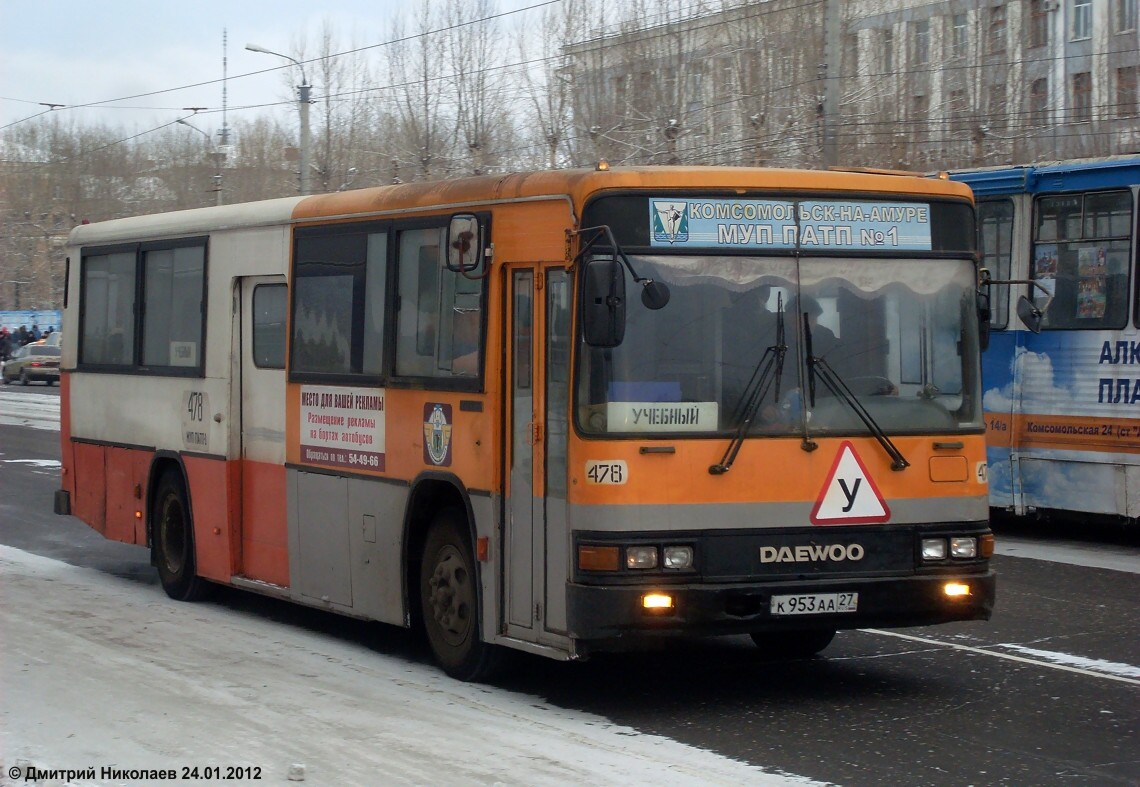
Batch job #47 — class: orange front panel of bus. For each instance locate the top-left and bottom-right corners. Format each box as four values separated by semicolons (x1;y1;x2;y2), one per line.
568;435;987;507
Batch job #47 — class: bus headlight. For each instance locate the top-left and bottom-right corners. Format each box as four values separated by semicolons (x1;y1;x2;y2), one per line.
663;546;693;569
950;537;977;558
626;546;659;569
921;538;947;560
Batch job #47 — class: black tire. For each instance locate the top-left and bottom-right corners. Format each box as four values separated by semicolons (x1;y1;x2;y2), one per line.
152;470;211;601
419;508;501;681
750;629;836;658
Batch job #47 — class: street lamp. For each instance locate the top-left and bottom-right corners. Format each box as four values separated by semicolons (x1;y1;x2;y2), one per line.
246;42;312;196
177;118;224;206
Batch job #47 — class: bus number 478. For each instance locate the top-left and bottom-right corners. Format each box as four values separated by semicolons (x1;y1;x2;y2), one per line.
585;460;628;485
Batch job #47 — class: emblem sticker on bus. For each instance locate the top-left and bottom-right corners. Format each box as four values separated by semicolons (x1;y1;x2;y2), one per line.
423;403;453;467
585;460;628;485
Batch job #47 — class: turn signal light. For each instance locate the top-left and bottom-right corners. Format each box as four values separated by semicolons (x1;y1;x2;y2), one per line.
979;533;995;558
579;545;620;572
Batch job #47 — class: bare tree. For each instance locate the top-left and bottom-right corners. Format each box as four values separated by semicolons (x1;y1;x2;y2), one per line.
301;20;389;193
387;2;457;181
444;0;506;175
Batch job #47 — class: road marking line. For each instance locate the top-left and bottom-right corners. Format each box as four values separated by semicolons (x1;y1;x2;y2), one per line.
865;629;1140;686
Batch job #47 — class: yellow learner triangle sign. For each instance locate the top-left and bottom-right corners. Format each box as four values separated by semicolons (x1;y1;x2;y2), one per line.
810;441;891;525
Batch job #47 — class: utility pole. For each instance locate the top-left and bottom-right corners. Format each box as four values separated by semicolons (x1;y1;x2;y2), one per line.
246;43;312;195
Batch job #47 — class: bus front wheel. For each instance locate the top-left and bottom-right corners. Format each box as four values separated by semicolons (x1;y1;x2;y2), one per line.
419;509;501;681
152;471;210;602
750;629;836;658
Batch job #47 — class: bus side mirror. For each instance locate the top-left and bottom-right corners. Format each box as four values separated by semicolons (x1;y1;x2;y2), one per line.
1016;295;1043;334
583;258;626;347
446;214;482;273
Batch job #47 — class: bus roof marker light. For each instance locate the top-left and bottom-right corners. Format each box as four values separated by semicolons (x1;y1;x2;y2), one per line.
596;159;610;171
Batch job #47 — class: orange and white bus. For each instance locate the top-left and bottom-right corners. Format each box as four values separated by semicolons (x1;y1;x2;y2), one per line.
55;166;995;680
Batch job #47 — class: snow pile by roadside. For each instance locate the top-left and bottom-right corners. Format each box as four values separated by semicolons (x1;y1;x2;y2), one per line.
0;546;823;787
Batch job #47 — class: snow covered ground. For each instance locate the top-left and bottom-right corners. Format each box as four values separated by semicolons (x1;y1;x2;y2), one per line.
0;388;59;432
0;546;820;787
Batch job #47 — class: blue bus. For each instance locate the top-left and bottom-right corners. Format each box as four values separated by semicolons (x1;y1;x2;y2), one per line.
951;157;1140;522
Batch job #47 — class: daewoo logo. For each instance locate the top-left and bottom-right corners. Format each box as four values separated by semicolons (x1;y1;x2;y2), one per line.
759;544;865;563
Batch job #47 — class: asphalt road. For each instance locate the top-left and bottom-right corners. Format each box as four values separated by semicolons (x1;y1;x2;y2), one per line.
2;386;1137;786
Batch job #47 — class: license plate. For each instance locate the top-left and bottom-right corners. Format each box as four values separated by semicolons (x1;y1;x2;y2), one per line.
770;592;858;616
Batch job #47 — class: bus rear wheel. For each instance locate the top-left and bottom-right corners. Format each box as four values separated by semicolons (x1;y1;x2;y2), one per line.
152;470;210;602
419;508;500;681
750;629;836;658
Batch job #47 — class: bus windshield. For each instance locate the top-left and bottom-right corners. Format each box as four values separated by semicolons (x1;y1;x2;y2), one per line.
576;254;983;437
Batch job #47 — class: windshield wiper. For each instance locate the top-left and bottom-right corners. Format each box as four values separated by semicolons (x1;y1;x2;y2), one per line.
803;324;909;470
709;297;787;475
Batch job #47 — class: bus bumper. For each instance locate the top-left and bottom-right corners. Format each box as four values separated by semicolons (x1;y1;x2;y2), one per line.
565;570;996;641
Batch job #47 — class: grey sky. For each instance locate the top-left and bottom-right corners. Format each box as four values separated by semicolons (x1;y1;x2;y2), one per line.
0;0;541;133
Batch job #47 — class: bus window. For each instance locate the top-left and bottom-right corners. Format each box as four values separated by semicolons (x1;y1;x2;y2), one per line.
79;250;136;367
79;241;207;372
395;225;485;380
978;199;1013;329
252;284;287;369
142;245;205;369
1032;191;1131;330
290;229;387;376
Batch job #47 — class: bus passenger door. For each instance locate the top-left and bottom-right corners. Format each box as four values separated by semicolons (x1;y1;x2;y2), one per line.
506;269;538;633
237;276;290;587
505;265;571;642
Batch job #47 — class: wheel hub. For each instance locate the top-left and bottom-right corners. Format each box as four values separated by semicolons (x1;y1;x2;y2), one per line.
427;547;472;646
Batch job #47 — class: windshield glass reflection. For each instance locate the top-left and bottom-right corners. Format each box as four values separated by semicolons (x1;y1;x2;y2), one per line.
576;254;982;437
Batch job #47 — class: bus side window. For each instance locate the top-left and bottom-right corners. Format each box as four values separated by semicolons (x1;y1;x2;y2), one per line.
978;199;1013;329
1033;192;1130;331
253;284;287;368
79;250;137;367
395;225;485;380
290;229;385;376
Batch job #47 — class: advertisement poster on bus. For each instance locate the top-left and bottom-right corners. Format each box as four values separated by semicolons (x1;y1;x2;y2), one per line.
982;329;1140;513
299;385;386;471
